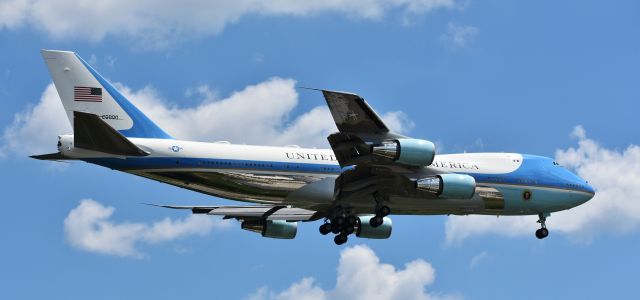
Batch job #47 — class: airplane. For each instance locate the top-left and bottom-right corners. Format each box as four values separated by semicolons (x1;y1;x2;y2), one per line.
33;49;596;245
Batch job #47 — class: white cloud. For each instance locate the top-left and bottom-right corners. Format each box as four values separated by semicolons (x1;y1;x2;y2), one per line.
469;251;488;269
441;22;479;49
63;199;229;258
1;78;413;157
122;77;413;145
444;215;534;246
247;244;460;300
0;0;456;49
445;126;640;245
1;83;71;157
0;0;29;29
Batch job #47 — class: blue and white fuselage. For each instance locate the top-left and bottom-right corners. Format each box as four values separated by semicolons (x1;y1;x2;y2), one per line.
35;49;595;243
58;135;594;216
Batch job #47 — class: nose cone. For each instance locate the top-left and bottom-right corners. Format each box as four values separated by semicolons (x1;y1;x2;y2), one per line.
572;178;595;206
555;167;595;207
584;182;596;197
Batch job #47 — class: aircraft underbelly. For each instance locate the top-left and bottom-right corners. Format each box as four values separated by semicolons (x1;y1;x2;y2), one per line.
131;169;330;204
128;169;577;216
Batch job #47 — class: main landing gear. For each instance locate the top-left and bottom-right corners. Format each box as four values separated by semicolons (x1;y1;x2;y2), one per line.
370;205;390;228
369;193;391;228
318;212;359;245
535;213;550;239
319;195;393;245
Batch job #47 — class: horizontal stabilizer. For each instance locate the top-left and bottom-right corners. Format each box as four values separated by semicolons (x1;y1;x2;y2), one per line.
74;111;148;156
147;204;320;221
29;152;70;161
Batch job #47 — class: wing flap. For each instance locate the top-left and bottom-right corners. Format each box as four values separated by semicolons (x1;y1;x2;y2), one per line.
149;204;320;221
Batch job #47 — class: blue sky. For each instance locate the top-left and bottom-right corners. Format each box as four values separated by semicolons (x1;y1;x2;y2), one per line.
1;1;639;299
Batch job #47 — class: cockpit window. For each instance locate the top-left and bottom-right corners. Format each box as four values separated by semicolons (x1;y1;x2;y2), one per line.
552;161;560;166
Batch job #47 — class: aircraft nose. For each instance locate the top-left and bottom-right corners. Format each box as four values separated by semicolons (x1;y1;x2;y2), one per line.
584;182;596;197
574;179;595;204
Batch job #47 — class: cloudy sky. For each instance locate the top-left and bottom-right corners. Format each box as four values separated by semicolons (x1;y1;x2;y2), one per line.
1;0;639;299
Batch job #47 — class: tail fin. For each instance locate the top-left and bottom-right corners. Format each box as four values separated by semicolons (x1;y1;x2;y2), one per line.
41;49;172;139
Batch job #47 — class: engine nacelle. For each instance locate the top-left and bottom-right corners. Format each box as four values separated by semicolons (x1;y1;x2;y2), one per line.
356;215;392;239
241;220;297;239
371;139;435;167
416;174;476;199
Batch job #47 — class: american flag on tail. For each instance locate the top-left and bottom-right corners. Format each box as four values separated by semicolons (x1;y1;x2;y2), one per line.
74;86;102;102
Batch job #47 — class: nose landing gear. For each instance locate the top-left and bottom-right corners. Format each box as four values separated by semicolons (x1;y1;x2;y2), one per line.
535;213;550;239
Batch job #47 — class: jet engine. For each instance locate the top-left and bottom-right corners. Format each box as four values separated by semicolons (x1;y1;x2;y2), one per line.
416;174;476;199
241;220;297;239
371;139;436;167
356;215;392;239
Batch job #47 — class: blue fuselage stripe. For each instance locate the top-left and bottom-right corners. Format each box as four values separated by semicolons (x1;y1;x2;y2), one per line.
84;156;593;194
85;157;344;174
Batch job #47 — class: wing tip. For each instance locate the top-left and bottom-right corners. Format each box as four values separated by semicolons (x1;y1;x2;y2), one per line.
297;86;324;92
297;86;363;98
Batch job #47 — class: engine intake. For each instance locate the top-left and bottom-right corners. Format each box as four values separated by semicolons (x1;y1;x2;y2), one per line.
241;220;297;239
416;174;476;199
371;138;436;167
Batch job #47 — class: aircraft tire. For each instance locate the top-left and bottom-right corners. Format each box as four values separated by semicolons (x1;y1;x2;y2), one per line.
344;225;355;235
331;222;341;234
319;223;332;235
334;234;348;245
369;215;384;228
535;228;549;239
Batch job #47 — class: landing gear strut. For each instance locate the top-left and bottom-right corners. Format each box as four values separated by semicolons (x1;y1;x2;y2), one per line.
535;213;550;239
370;194;391;228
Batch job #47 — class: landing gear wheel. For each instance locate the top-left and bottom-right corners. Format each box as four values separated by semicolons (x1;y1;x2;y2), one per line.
331;222;341;234
535;213;550;239
346;215;358;226
343;225;355;235
541;228;549;237
369;215;384;228
334;234;348;245
535;228;549;239
319;223;332;235
379;206;391;217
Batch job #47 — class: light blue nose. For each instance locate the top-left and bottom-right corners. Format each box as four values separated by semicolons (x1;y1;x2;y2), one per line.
583;182;596;201
573;181;595;206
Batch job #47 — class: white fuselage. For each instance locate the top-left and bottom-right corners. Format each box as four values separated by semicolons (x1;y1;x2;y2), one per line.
60;137;595;216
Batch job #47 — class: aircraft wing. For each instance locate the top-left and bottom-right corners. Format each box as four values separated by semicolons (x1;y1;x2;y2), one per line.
321;89;391;136
319;89;408;168
318;89;439;204
150;204;321;221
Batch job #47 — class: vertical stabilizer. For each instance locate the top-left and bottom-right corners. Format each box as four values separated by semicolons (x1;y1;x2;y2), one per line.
41;50;172;139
